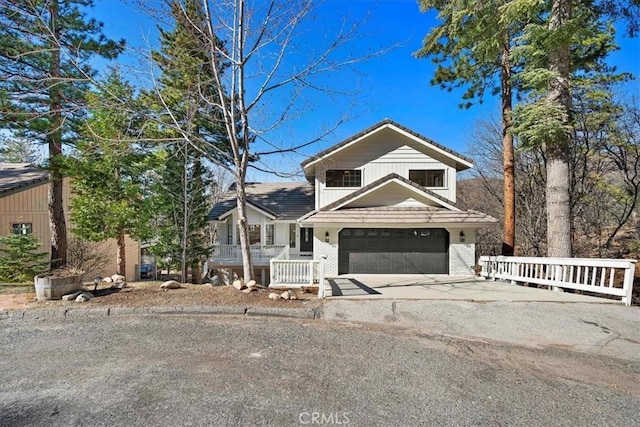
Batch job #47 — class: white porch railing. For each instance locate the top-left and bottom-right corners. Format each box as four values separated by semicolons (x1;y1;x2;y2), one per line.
479;256;636;306
270;246;326;298
210;245;286;264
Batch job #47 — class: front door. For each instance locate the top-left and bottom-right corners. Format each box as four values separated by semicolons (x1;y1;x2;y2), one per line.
300;227;313;252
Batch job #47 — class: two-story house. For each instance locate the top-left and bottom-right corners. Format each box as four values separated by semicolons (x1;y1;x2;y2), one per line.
207;120;497;284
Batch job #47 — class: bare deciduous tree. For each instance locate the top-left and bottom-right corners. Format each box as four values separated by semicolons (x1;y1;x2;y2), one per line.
147;0;384;281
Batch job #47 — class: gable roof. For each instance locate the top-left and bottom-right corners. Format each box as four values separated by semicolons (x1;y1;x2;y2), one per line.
301;119;474;174
319;173;460;212
0;163;49;197
208;182;315;221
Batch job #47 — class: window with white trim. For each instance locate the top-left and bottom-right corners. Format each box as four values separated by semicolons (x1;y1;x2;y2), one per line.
409;170;445;187
289;223;296;248
12;223;32;235
326;169;362;187
266;224;274;245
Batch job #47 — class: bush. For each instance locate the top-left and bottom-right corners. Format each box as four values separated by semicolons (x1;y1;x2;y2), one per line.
67;236;108;278
0;234;49;283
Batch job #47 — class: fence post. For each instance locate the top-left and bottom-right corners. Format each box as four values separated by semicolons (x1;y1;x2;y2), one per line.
318;256;327;299
622;261;636;306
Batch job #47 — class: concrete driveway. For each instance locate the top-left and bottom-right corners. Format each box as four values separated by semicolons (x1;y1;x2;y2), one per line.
324;274;622;304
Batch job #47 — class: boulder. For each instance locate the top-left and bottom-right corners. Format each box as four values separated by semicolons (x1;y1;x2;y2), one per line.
160;280;181;289
232;279;246;290
114;281;128;289
268;292;282;300
210;275;219;286
111;274;126;283
246;280;258;290
280;290;291;300
242;288;254;294
102;277;113;283
62;291;83;301
75;292;93;303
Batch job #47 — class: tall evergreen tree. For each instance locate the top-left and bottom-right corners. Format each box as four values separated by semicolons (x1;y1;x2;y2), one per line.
415;0;540;256
0;1;125;268
145;0;229;283
510;1;621;257
0;135;40;164
69;69;153;277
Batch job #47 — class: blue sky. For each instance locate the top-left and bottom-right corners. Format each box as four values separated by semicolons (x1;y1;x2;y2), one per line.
91;0;639;181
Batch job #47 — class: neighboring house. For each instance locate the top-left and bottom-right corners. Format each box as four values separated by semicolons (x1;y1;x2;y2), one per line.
208;120;497;284
0;163;139;281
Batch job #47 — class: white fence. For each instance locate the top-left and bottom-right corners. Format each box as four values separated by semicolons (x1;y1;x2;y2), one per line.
479;256;636;306
270;246;326;298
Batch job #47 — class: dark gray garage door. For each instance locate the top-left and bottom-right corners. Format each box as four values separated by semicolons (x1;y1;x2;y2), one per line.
338;228;449;274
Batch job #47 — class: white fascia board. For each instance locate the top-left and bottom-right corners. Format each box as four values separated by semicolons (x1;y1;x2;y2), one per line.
390;125;474;170
302;126;387;172
218;203;277;221
299;221;494;228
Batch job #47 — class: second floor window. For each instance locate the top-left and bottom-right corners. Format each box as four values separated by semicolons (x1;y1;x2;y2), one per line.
409;170;445;187
326;169;362;187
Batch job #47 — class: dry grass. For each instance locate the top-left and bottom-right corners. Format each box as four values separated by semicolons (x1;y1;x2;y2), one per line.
25;281;322;310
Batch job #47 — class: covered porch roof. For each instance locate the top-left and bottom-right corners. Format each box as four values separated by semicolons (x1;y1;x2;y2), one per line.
299;206;498;228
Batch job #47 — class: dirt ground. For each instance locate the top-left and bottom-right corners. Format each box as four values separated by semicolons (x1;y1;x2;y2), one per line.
1;282;322;311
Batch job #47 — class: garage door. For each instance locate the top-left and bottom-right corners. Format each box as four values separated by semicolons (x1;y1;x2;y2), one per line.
338;228;449;274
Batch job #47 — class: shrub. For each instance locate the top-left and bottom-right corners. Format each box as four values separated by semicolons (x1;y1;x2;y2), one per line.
0;234;49;283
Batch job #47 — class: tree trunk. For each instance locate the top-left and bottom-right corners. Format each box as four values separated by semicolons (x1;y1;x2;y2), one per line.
48;0;67;269
191;263;202;284
501;33;515;257
116;230;126;277
181;142;189;283
546;0;573;258
236;175;254;281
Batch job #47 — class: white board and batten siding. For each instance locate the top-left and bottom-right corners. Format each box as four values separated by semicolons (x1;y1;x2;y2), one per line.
314;129;458;209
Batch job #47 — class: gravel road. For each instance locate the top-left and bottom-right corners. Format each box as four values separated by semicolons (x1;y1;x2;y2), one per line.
1;315;638;426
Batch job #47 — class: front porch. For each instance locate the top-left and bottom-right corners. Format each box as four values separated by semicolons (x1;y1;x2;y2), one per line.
207;245;316;286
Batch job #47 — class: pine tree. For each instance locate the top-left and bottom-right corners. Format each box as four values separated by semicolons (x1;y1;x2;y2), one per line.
69;69;153;277
511;1;621;257
145;0;228;283
0;135;40;164
415;0;547;256
0;0;125;268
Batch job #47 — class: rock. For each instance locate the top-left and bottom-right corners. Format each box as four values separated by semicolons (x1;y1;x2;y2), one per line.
210;275;219;286
246;280;258;289
114;281;128;289
62;291;83;301
160;280;181;289
288;291;298;300
232;279;246;290
111;274;126;283
268;292;282;300
280;290;291;300
242;288;254;294
75;292;93;303
102;277;113;283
